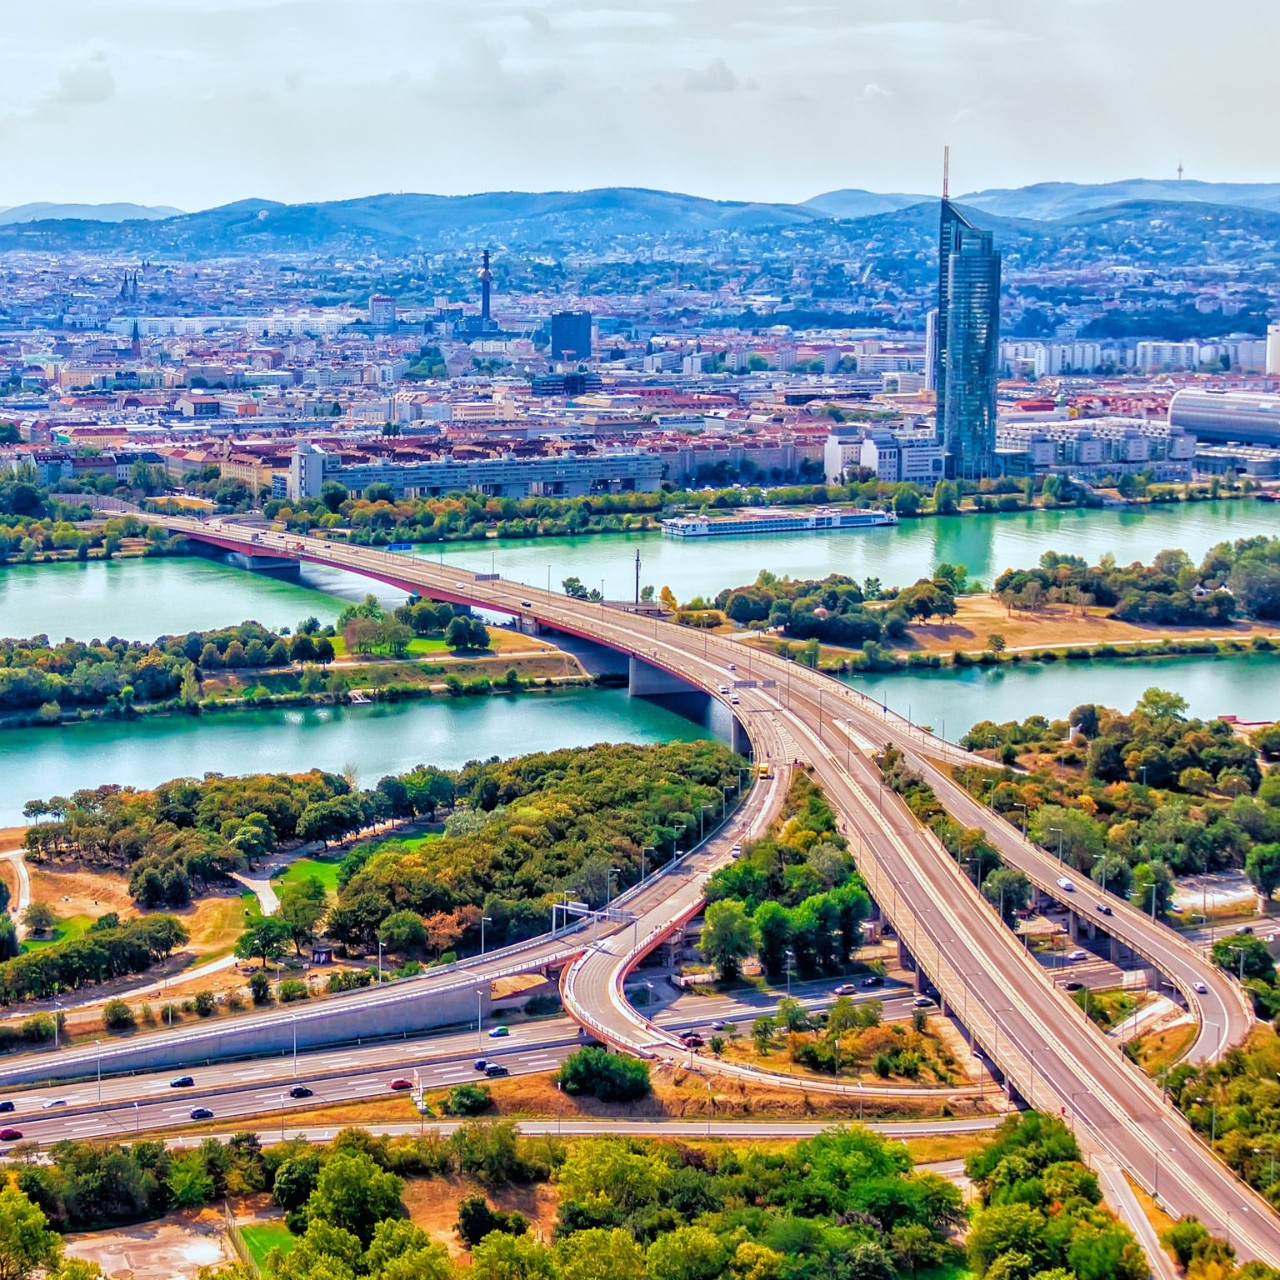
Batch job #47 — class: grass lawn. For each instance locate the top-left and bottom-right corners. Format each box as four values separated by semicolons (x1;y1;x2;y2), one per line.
239;1222;295;1270
22;914;93;951
395;832;441;852
274;856;343;895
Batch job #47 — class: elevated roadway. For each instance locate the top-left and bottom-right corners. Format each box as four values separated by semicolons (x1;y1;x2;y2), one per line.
128;515;1276;1260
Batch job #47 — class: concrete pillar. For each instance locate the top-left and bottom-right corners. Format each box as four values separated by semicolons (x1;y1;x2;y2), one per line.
628;656;699;698
896;939;913;971
730;716;752;757
1067;912;1080;941
1109;935;1122;964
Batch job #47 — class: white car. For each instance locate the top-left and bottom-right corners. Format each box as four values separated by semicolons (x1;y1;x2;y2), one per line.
730;843;743;858
1056;877;1075;892
1194;981;1208;994
1065;949;1087;962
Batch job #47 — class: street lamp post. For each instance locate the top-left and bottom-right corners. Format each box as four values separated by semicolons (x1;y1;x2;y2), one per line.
1050;827;1064;865
481;916;493;956
133;1101;140;1133
784;949;794;997
291;1015;298;1077
476;990;484;1049
1013;803;1029;837
95;1040;102;1105
641;846;653;881
377;939;384;984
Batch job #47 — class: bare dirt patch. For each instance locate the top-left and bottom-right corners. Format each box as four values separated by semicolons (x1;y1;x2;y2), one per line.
63;1207;230;1280
403;1174;560;1259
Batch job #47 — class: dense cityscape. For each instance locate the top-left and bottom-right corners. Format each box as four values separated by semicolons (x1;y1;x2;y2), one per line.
2;13;1280;1280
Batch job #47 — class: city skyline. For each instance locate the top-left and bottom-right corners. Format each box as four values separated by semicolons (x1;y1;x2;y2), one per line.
1;0;1275;211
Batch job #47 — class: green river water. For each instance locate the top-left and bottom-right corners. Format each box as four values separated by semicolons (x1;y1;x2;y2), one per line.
0;501;1275;823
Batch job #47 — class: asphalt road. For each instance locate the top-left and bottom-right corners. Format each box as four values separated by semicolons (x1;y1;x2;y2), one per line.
136;517;1280;1263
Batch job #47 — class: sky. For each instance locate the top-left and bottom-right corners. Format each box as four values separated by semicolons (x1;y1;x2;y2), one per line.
1;0;1274;212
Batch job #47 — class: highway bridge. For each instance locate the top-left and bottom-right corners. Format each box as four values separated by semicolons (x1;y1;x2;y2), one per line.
33;513;1280;1260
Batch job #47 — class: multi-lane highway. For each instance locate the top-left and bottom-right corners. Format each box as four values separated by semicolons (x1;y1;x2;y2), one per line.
111;515;1279;1261
0;984;947;1148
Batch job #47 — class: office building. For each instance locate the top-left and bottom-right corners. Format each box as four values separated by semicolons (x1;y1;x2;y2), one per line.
1268;322;1280;376
288;442;663;501
858;429;947;484
935;194;1000;480
550;311;593;363
368;295;396;332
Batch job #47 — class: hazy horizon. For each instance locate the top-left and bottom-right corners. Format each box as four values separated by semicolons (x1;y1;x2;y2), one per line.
2;0;1275;211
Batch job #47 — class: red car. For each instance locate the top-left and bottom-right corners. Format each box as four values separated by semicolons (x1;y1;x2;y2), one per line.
388;1078;413;1091
0;1128;22;1142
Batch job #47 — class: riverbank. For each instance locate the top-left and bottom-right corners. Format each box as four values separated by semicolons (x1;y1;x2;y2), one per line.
0;641;593;733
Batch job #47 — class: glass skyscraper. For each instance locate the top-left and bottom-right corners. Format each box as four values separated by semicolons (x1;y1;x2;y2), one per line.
934;199;1001;480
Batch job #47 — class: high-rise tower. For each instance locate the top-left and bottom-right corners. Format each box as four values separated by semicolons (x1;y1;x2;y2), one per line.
479;249;493;325
934;150;1000;481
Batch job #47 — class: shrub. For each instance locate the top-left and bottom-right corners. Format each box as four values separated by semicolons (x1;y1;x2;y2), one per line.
193;989;216;1017
277;979;310;1003
248;970;273;1004
442;1084;493;1117
103;999;136;1031
555;1047;651;1102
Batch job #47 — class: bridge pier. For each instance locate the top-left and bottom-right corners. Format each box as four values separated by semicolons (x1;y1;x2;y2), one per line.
1067;912;1080;941
628;656;700;698
222;551;301;577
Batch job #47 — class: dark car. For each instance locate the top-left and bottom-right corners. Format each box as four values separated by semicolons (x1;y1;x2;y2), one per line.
0;1101;14;1113
289;1086;314;1099
679;1033;704;1048
0;1127;22;1142
861;975;885;988
189;1107;214;1120
473;1059;489;1072
170;1076;195;1088
1063;980;1084;992
484;1064;510;1078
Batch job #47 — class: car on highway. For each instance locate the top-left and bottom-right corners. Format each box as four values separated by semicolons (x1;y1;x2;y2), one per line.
861;975;885;988
41;1099;67;1110
190;1107;214;1120
1063;980;1084;992
388;1078;413;1091
484;1064;510;1078
833;984;858;995
1056;877;1075;891
679;1032;704;1047
0;1128;22;1142
520;600;532;608
727;663;736;672
170;1076;195;1088
730;843;743;858
710;1020;727;1031
718;684;729;694
1066;949;1087;962
1194;981;1208;994
911;996;933;1008
488;1026;510;1038
0;1101;14;1113
473;1059;489;1072
1094;903;1113;916
289;1086;314;1099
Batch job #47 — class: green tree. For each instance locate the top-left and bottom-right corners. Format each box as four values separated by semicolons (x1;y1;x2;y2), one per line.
0;1184;63;1280
555;1227;646;1280
1246;842;1280;897
890;1223;941;1279
470;1233;556;1280
982;868;1031;920
1129;860;1174;918
235;917;291;969
23;901;56;933
1135;687;1189;721
699;899;757;981
1212;931;1276;982
645;1225;726;1280
167;1152;215;1208
277;876;328;955
378;910;427;952
304;1151;404;1246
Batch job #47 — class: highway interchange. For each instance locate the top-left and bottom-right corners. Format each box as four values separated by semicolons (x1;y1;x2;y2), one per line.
8;513;1277;1264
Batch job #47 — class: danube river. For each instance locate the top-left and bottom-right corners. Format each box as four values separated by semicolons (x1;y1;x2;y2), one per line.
0;500;1276;821
0;688;709;826
3;499;1276;643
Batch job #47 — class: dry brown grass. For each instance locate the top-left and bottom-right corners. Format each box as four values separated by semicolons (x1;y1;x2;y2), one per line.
1130;1022;1199;1075
900;594;1280;657
0;825;26;849
27;864;134;919
899;1130;993;1165
1128;1175;1177;1245
403;1173;560;1259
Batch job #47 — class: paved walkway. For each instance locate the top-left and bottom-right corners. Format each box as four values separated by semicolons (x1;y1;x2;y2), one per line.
0;846;32;937
1095;1153;1180;1280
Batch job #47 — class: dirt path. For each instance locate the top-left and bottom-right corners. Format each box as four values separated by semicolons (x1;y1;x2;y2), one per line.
0;846;32;937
